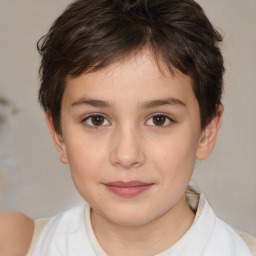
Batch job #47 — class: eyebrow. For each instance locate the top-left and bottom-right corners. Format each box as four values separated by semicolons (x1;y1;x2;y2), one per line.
71;97;186;109
71;98;112;108
139;97;186;109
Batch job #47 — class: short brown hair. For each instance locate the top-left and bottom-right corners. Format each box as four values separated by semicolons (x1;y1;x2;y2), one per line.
38;0;224;134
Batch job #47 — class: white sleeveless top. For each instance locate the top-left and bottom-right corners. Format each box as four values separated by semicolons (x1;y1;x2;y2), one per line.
31;194;252;256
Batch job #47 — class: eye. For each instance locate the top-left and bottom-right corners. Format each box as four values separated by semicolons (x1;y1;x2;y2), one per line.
82;114;110;127
146;114;173;127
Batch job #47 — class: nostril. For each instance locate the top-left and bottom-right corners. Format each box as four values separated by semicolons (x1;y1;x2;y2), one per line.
110;145;146;169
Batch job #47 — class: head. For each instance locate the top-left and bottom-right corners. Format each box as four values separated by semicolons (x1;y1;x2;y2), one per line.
38;0;224;135
38;0;224;226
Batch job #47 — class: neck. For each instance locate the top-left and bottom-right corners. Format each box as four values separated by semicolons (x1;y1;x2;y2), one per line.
91;195;195;256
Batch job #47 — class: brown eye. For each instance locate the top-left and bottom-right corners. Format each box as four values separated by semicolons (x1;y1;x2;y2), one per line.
152;115;166;126
84;114;110;127
146;114;172;127
91;115;104;126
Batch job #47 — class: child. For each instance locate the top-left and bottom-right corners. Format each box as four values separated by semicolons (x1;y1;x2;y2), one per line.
29;0;255;255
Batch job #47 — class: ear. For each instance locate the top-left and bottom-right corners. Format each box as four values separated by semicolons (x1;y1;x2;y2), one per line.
45;112;69;164
196;105;223;160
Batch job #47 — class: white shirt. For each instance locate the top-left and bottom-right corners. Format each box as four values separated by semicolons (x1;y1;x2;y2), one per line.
32;194;252;256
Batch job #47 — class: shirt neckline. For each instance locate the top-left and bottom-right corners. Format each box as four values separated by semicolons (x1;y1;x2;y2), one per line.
84;194;206;256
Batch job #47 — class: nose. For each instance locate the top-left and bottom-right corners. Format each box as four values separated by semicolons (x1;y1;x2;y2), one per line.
109;125;146;169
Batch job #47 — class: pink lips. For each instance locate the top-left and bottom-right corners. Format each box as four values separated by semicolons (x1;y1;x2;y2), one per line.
104;181;153;197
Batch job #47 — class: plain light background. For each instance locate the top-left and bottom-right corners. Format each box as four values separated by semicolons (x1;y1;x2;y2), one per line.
0;0;255;236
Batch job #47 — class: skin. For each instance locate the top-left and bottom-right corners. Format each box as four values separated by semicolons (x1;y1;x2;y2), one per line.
0;212;34;256
47;50;223;256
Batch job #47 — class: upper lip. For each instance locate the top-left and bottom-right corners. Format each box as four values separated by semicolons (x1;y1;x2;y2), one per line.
104;181;153;187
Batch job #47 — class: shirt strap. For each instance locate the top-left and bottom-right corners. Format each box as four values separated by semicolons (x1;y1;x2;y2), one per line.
26;218;50;256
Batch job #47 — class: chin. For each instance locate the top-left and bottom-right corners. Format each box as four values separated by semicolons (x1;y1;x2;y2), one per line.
103;206;157;227
111;216;151;227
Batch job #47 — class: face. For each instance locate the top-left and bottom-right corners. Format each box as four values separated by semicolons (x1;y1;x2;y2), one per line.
47;51;221;227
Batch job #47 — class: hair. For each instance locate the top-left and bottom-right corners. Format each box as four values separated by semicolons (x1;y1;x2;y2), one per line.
37;0;224;134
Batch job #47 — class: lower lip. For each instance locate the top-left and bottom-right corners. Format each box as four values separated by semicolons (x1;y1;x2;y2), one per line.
105;184;153;197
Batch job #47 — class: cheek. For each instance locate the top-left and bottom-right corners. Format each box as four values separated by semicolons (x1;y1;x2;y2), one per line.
65;138;106;178
65;141;106;200
149;130;198;178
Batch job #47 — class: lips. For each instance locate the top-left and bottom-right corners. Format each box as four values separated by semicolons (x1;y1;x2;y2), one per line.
104;181;153;197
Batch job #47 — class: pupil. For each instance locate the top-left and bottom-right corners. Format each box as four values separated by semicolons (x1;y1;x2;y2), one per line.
153;116;165;126
92;115;104;125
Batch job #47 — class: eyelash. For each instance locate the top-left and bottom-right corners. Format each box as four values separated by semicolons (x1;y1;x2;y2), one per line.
81;113;174;128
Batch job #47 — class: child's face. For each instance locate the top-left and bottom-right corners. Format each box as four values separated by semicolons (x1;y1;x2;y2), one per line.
48;51;217;226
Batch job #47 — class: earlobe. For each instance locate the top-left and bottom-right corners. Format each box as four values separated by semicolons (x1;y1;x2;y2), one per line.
196;105;223;160
45;112;69;164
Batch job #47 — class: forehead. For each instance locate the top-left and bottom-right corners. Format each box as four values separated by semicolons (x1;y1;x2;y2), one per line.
63;51;197;108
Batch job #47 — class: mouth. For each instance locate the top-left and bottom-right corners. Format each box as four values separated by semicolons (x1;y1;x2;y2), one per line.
103;181;154;197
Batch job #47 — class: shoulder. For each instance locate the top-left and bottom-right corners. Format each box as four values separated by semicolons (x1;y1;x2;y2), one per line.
0;212;34;256
235;229;256;256
209;218;252;255
29;205;89;255
193;194;253;255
